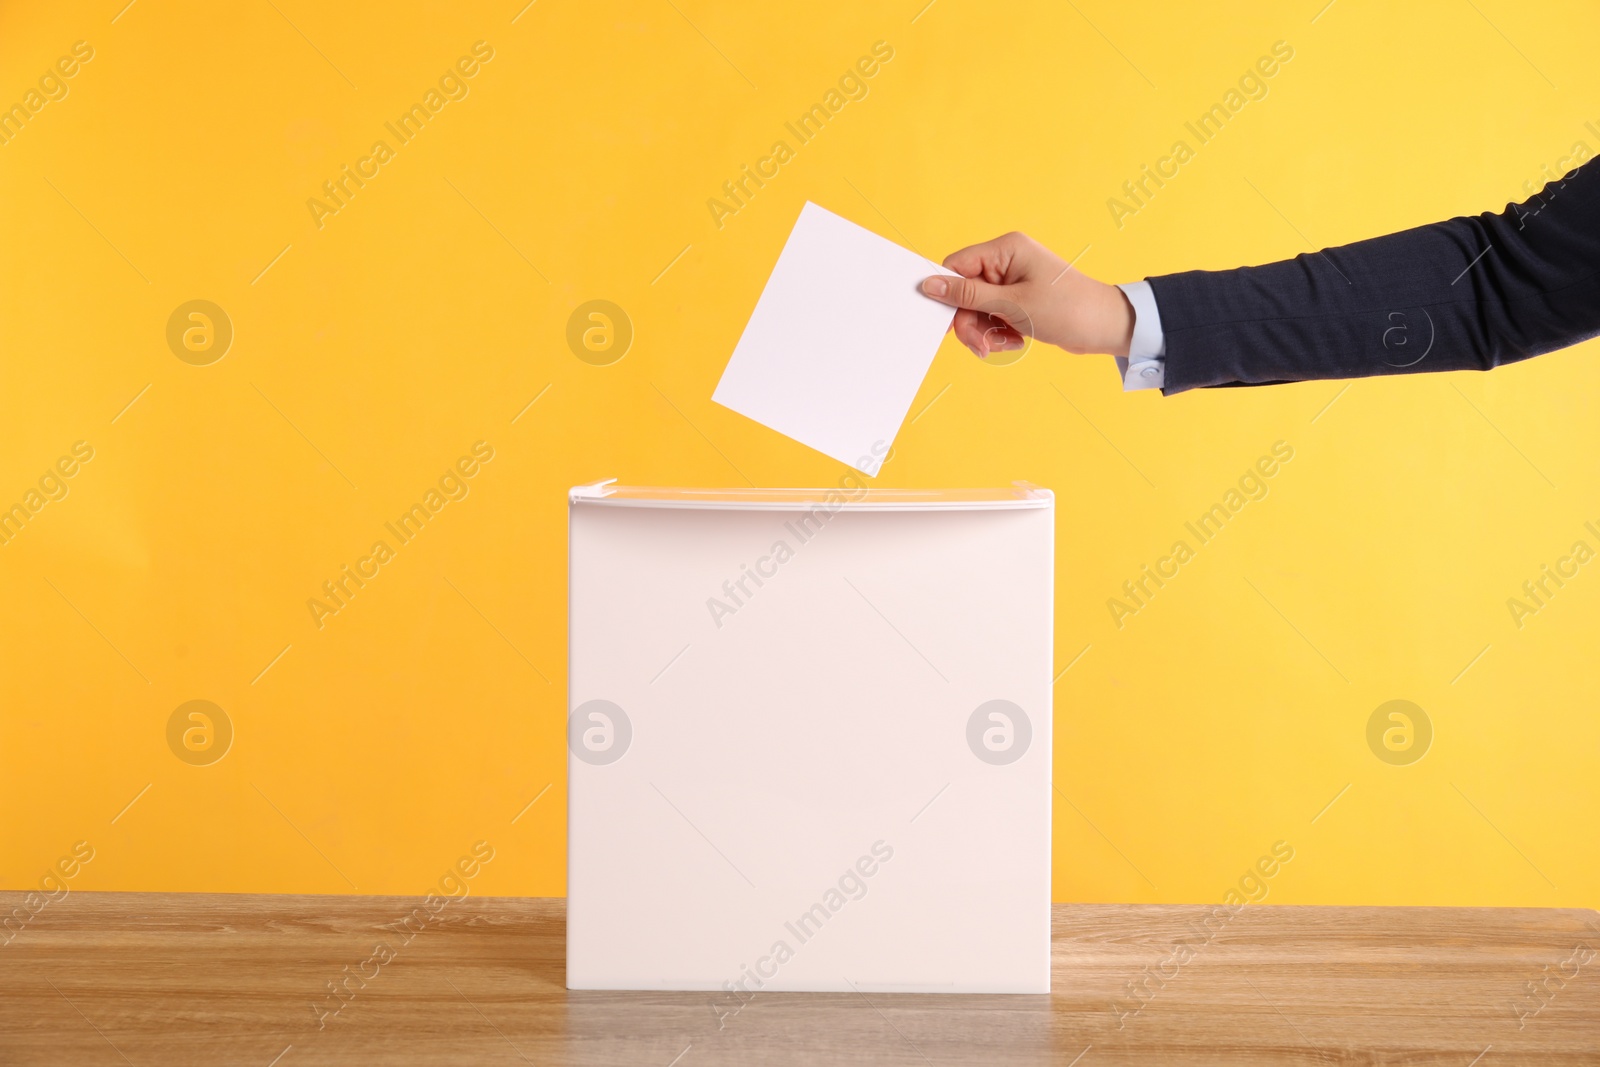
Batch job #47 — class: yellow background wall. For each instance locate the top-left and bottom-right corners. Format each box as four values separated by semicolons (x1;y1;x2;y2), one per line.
2;0;1597;909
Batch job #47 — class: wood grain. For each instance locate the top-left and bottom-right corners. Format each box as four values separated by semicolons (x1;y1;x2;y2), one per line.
1;892;1596;1065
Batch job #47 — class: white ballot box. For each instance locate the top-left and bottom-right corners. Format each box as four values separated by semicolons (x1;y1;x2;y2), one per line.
567;482;1054;994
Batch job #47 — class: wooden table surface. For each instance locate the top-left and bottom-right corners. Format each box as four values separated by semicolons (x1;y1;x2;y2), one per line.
1;892;1596;1066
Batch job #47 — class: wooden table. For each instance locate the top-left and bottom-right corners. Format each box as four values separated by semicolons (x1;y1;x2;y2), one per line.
2;892;1596;1065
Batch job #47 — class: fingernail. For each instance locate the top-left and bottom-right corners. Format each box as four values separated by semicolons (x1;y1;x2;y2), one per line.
922;277;947;298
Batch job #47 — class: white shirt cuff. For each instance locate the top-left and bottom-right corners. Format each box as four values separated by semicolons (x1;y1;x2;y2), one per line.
1114;280;1166;391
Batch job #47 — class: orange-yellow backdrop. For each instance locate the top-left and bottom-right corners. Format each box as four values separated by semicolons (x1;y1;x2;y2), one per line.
2;0;1597;909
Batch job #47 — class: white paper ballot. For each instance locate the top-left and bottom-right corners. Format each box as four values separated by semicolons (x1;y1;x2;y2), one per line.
712;201;960;476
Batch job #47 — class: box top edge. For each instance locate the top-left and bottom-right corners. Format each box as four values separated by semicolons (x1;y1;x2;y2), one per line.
568;481;1052;511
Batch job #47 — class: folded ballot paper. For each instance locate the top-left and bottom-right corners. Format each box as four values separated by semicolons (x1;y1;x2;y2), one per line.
712;202;960;476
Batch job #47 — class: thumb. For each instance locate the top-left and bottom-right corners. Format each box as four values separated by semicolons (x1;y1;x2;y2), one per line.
920;273;1008;311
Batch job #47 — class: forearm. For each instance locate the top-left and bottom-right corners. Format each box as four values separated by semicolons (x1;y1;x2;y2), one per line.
1142;160;1600;394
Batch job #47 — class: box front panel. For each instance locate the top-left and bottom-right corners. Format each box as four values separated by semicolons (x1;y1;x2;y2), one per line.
568;502;1052;992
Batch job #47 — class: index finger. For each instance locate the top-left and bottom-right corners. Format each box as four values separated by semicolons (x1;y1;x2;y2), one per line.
941;233;1022;283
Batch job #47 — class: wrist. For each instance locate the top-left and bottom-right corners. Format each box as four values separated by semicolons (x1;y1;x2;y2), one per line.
1103;283;1135;358
1061;279;1133;357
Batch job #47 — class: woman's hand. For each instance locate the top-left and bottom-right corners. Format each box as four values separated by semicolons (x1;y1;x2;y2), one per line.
921;232;1135;360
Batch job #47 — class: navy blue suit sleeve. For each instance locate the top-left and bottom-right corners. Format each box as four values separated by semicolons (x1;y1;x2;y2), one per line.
1146;160;1600;394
